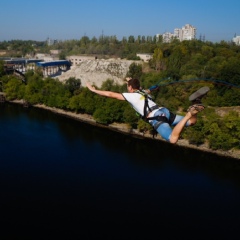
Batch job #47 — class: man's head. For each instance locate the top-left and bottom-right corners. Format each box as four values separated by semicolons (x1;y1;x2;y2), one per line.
126;78;140;91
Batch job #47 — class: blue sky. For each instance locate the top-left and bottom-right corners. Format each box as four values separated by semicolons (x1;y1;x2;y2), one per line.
0;0;239;43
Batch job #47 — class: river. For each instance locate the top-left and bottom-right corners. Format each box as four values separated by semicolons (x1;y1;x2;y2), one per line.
1;103;240;240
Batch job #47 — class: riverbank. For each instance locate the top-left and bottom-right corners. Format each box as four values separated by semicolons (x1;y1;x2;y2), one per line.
9;100;240;160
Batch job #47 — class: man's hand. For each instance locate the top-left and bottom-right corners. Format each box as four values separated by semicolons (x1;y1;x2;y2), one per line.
86;83;96;92
125;77;132;82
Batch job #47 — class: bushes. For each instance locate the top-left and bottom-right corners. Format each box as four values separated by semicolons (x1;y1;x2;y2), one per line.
183;110;240;150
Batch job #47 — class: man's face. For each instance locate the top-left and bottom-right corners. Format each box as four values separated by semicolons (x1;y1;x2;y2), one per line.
127;84;132;92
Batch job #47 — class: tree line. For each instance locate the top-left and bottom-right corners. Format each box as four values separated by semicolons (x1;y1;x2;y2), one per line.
1;36;240;86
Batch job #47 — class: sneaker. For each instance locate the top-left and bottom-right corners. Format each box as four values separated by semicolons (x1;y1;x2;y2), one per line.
189;86;210;103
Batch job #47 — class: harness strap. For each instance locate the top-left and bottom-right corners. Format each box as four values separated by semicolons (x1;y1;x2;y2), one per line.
146;111;176;130
147;111;176;123
145;105;159;117
147;115;168;130
169;111;176;125
136;90;157;120
135;90;176;129
147;115;168;121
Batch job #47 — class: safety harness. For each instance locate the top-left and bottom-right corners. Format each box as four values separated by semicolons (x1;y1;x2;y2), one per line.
136;90;176;129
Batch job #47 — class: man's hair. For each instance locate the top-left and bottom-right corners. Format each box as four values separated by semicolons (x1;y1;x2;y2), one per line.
127;78;140;90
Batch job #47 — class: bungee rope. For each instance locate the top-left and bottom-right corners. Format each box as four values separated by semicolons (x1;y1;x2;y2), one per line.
149;78;240;90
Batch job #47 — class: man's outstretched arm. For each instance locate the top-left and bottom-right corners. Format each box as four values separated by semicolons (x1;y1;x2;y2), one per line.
86;83;125;100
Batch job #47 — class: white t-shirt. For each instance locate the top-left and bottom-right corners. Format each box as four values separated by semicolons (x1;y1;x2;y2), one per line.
122;92;158;116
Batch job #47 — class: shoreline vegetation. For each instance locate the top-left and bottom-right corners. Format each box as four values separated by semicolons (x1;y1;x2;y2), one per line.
10;99;240;160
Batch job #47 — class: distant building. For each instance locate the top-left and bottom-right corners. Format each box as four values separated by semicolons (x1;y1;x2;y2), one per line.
156;34;161;41
162;32;175;43
232;36;240;45
50;50;61;55
67;55;97;66
175;24;196;41
160;24;197;43
136;53;153;62
46;37;58;46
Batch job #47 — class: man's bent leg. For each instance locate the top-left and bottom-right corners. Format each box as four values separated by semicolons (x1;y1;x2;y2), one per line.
169;112;194;144
169;104;205;144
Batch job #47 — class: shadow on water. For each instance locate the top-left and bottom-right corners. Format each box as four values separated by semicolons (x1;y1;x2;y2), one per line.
1;103;240;240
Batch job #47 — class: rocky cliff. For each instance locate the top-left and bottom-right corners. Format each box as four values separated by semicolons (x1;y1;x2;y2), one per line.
56;59;140;87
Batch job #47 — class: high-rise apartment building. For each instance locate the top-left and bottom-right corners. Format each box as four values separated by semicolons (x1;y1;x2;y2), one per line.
232;36;240;45
46;37;58;46
160;31;174;42
175;24;196;41
160;24;197;43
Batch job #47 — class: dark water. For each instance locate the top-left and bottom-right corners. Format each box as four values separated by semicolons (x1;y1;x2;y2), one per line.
1;103;240;240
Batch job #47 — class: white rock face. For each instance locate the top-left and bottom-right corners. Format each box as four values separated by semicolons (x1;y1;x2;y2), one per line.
56;59;140;88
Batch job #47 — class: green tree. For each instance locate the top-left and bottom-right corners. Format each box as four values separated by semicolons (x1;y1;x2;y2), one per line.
4;77;23;100
123;104;139;128
126;62;142;79
219;57;240;85
0;60;5;77
59;51;66;60
41;77;70;108
24;76;44;104
201;45;214;60
223;111;240;149
93;98;125;124
152;47;164;71
65;77;81;95
128;36;135;43
69;87;97;114
184;118;205;145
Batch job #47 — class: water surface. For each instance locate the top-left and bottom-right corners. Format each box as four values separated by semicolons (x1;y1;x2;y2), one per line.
1;103;240;239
